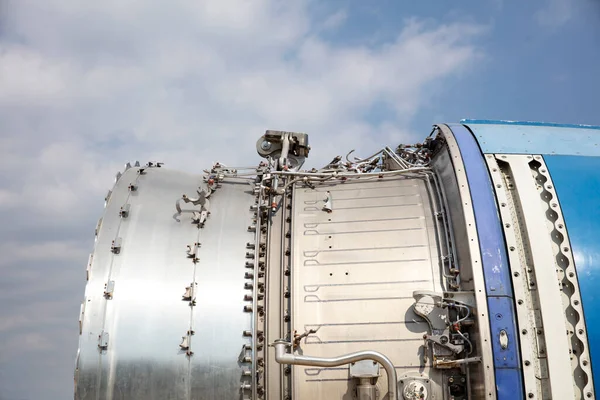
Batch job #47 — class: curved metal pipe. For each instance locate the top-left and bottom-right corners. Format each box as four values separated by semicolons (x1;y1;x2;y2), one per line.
272;340;398;400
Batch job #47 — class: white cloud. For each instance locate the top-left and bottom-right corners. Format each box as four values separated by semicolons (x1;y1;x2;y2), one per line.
321;9;348;31
535;0;574;27
0;1;485;398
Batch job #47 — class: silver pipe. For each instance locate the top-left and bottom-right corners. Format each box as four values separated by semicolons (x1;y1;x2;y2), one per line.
272;340;398;400
384;146;410;169
270;167;428;178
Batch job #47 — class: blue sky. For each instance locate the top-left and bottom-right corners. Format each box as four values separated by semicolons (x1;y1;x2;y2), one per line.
0;1;599;399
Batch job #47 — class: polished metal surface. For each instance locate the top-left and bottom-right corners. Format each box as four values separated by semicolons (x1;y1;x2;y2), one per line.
76;166;254;400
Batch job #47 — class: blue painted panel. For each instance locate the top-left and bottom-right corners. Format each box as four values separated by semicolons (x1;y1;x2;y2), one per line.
460;122;600;156
447;124;514;297
544;155;600;389
445;124;523;399
488;296;519;368
496;369;525;399
461;119;600;130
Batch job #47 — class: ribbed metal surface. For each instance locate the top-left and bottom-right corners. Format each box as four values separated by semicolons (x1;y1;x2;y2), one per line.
290;177;444;399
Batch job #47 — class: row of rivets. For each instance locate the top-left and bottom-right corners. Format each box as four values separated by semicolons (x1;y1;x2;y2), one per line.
242;166;269;398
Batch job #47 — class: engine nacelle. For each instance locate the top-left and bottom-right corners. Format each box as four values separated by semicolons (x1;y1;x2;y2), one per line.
75;120;599;400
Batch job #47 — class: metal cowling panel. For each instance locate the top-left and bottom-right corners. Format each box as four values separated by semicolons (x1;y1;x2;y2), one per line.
544;155;599;398
75;167;253;400
445;124;524;399
461;120;600;157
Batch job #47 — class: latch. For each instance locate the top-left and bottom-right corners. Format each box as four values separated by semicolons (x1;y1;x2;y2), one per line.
103;280;115;299
186;243;200;262
322;191;333;213
192;210;209;228
180;330;195;356
119;204;130;218
98;331;109;351
182;283;197;304
111;237;122;254
499;329;509;350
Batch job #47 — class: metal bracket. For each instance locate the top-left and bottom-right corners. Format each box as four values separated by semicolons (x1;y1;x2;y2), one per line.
182;283;197;303
104;190;112;207
191;210;209;228
98;331;109;350
78;299;86;334
180;330;195;356
186;243;200;261
111;238;122;254
322;191;332;213
103;280;115;299
349;360;380;378
94;218;103;238
119;204;130;218
86;254;93;281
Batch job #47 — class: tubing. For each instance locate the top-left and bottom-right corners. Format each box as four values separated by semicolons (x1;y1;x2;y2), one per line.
272;340;398;400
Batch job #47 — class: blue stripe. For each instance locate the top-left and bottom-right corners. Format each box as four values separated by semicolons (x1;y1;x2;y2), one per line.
445;124;524;399
461;119;600;130
544;155;599;393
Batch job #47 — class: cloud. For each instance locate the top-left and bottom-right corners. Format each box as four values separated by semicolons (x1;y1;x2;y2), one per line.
0;1;485;398
321;9;348;31
535;0;574;27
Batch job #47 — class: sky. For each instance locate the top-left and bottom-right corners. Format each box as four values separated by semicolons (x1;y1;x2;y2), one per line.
0;0;599;399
